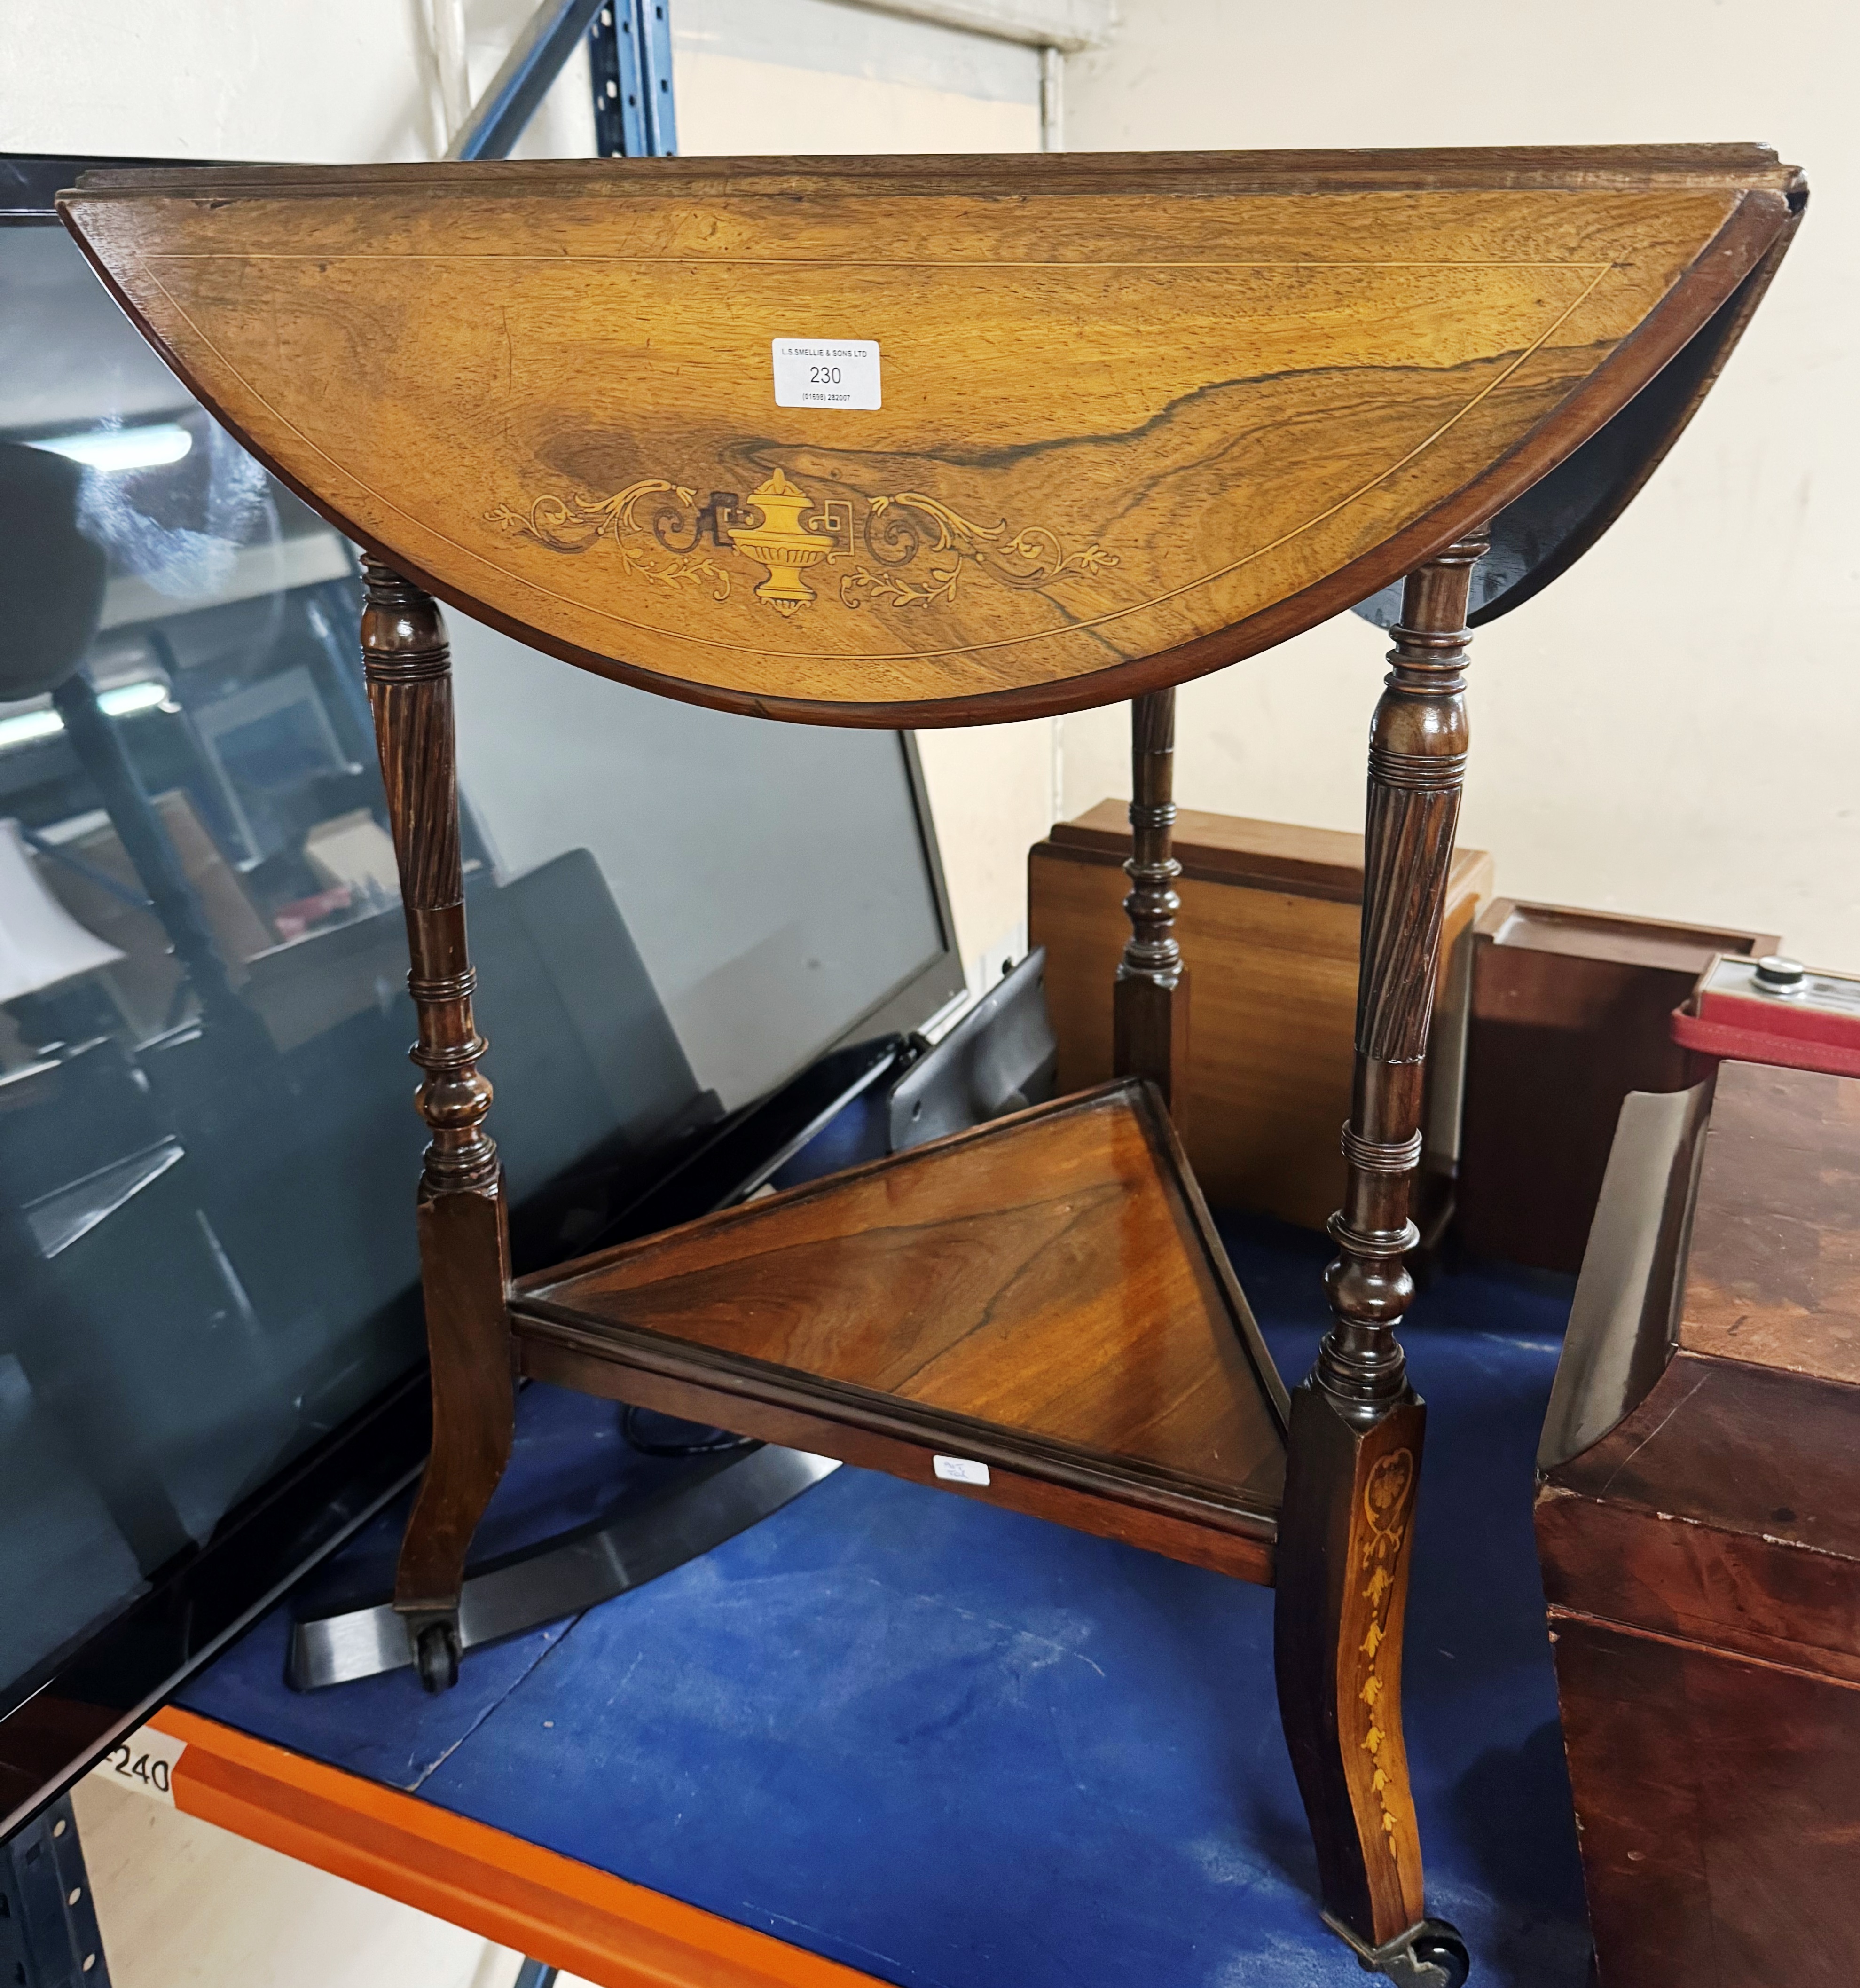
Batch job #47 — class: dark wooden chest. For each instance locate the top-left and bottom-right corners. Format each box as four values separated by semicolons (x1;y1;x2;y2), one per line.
1536;1059;1860;1984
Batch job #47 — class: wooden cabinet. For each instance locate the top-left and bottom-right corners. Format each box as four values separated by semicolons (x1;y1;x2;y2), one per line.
1537;1060;1860;1985
1028;803;1492;1232
1458;901;1777;1272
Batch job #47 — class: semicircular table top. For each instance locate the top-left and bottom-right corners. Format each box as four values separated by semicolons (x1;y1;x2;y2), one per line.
60;146;1803;725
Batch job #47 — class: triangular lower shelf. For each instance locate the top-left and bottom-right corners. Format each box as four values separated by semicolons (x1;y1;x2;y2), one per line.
512;1081;1289;1583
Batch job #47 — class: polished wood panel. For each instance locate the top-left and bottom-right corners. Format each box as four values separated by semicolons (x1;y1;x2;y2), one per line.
59;150;1797;723
1031;807;1490;1229
1276;536;1484;1951
513;1082;1287;1561
1550;1616;1860;1987
1680;1061;1860;1380
1538;1061;1860;1987
518;1339;1276;1585
1536;1489;1860;1689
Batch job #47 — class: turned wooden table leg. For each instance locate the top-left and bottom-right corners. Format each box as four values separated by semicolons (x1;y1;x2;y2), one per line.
1274;535;1486;1978
363;557;514;1694
1113;688;1189;1106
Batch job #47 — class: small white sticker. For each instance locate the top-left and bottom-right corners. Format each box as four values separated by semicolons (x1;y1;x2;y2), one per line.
934;1454;991;1486
772;338;881;411
88;1725;187;1806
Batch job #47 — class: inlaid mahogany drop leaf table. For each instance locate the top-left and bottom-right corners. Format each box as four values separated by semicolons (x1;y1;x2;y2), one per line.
60;145;1803;1987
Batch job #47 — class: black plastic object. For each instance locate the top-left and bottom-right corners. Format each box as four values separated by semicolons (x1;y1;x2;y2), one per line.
888;949;1058;1152
0;444;107;701
1754;954;1805;991
0;1369;430;1837
601;1034;908;1248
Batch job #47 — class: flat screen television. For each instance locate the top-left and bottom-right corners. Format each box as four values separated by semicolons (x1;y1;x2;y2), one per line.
0;154;967;1834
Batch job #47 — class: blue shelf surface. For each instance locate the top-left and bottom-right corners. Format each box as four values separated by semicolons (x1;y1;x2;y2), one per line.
182;1211;1587;1988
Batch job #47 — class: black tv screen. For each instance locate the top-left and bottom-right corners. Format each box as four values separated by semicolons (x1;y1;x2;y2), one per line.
0;154;965;1831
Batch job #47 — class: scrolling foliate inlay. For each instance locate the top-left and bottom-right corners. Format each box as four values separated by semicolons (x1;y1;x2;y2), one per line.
486;479;735;600
840;494;1119;612
1355;1448;1416;1841
488;467;1117;620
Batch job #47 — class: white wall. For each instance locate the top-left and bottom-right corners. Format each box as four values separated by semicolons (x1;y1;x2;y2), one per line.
674;0;1041;156
1062;0;1856;964
4;0;594;164
5;0;446;160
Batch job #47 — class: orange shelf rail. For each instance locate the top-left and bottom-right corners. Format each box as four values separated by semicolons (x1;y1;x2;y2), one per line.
150;1707;884;1988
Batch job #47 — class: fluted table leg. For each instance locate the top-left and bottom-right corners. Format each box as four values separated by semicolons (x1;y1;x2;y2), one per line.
363;558;513;1695
1273;534;1486;1969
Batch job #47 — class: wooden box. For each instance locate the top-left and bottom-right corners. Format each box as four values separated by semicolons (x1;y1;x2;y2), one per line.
1027;803;1491;1231
1458;901;1779;1273
1536;1060;1860;1985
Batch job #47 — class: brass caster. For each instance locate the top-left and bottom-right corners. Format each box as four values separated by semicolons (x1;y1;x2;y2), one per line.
1324;1913;1471;1988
